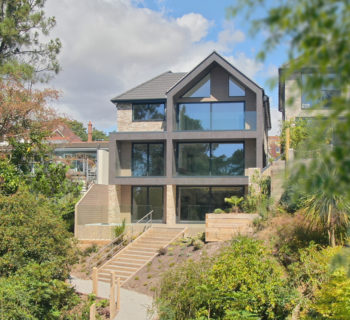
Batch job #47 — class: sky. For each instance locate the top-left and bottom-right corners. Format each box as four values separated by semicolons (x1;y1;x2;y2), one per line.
45;0;285;135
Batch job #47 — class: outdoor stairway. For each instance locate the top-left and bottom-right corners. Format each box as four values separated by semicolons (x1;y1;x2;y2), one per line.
96;226;186;285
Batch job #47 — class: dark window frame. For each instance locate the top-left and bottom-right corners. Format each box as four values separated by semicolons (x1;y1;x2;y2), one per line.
132;102;166;122
131;142;165;176
176;185;245;223
175;141;245;177
228;76;246;97
182;73;211;98
131;186;164;222
176;101;246;131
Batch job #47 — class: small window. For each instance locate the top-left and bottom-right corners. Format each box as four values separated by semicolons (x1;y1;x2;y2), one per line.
183;74;211;98
132;103;165;121
229;77;245;96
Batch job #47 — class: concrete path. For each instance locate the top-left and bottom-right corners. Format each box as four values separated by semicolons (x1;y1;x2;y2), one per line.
69;276;154;320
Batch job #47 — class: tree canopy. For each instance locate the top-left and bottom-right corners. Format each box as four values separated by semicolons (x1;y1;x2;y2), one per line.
0;0;61;80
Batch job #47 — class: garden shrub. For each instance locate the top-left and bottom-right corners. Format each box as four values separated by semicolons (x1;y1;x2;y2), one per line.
301;269;350;320
0;189;77;277
287;244;342;317
156;255;214;320
0;262;79;319
157;237;296;320
270;214;329;266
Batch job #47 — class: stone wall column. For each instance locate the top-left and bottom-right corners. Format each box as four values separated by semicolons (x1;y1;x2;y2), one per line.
166;185;176;225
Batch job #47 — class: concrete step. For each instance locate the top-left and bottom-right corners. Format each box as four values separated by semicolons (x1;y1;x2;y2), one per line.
118;254;151;261
126;250;156;256
128;245;158;252
96;226;186;285
107;261;142;268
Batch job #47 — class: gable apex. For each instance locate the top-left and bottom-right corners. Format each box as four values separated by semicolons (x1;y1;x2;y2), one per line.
166;51;263;96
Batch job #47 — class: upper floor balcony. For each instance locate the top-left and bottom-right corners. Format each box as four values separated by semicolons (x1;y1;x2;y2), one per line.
176;102;256;131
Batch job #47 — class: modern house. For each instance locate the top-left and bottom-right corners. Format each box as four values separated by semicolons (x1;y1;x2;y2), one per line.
278;67;339;121
106;51;271;226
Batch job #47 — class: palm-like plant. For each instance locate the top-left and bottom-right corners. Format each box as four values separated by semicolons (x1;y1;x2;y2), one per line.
299;164;350;247
224;196;244;213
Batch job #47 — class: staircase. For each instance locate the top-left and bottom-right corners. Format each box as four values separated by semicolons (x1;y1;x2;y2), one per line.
96;226;186;284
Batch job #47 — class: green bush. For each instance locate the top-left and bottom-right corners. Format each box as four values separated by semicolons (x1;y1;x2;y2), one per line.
302;269;350;320
287;244;341;317
0;157;21;195
114;218;126;238
0;189;77;277
0;262;79;319
157;237;296;320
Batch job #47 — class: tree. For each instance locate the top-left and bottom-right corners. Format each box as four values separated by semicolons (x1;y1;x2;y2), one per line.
0;0;61;80
92;128;108;141
280;119;309;155
64;119;109;141
64;119;88;141
0;76;58;140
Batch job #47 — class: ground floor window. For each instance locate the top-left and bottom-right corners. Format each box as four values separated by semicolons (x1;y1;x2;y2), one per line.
132;186;164;222
177;186;245;222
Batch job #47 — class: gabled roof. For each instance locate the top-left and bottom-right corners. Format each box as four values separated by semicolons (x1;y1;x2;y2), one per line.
111;71;187;103
47;123;82;144
167;51;264;96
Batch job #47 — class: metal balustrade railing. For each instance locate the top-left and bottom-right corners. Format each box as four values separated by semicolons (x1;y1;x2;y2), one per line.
86;210;153;275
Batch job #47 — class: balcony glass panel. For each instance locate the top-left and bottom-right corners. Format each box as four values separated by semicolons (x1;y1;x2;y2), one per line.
177;102;255;131
178;103;210;130
211;102;244;130
177;143;210;176
211;143;244;176
176;142;244;176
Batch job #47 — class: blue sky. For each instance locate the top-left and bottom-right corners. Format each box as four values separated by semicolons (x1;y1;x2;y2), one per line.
46;0;286;134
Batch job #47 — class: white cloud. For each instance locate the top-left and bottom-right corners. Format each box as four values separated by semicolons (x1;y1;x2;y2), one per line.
45;0;263;131
176;13;212;42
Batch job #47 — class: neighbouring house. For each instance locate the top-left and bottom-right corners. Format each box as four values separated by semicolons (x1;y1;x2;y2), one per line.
278;67;340;121
75;51;271;240
268;136;281;159
49;121;109;187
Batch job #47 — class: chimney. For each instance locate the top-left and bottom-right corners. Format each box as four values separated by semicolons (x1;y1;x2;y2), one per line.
88;121;93;142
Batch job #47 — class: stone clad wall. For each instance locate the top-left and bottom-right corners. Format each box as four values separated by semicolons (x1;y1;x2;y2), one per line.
117;103;165;132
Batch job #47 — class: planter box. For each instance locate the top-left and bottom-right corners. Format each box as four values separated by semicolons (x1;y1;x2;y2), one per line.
205;213;259;242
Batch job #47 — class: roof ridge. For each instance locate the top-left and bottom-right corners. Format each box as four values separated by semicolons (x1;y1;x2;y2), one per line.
166;51;263;94
111;70;174;102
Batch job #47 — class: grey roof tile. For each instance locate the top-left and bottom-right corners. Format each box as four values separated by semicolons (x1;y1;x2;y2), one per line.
111;71;187;102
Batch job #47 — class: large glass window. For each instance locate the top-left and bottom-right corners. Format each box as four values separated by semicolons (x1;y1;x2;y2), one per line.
132;103;165;121
132;186;163;222
301;73;340;109
176;142;244;176
229;77;245;96
177;102;245;131
183;74;211;98
132;143;164;176
177;186;244;222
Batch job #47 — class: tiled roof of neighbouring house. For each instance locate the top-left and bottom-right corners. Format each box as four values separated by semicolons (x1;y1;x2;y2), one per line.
111;71;187;102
